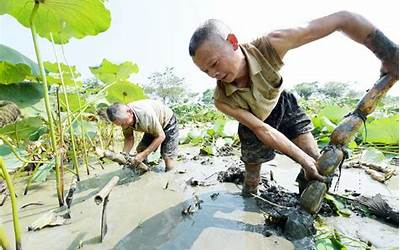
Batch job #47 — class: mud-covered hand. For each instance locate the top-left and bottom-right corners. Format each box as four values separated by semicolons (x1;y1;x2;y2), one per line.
133;152;147;166
303;161;326;183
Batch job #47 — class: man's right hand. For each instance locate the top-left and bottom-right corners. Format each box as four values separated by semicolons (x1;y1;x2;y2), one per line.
302;160;326;183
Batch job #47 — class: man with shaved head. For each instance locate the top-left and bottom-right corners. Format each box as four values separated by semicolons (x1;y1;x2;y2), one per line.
106;99;179;171
189;11;398;197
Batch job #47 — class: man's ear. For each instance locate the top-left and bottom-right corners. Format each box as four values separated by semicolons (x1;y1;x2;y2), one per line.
226;33;239;50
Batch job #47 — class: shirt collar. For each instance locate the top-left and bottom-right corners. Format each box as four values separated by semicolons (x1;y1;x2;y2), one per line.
221;43;262;96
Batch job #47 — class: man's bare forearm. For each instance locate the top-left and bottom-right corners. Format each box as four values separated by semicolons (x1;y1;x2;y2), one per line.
123;136;134;153
254;124;314;169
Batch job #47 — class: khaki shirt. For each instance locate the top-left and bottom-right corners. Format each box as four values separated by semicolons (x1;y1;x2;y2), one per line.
123;99;173;136
214;36;284;120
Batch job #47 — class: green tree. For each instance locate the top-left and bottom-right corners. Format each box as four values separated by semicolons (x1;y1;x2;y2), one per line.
292;82;318;99
319;81;349;98
144;67;189;105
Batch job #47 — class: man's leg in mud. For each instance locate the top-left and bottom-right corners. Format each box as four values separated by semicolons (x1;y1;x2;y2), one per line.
161;115;179;172
292;132;320;194
242;163;261;197
163;156;175;172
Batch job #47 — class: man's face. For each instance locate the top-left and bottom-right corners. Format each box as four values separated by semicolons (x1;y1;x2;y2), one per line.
192;38;241;83
112;109;133;127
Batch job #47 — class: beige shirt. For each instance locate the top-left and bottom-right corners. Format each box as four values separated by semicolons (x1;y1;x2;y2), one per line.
123;99;173;136
214;36;284;120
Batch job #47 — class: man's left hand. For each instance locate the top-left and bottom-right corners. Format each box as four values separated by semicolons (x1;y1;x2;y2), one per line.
134;152;147;165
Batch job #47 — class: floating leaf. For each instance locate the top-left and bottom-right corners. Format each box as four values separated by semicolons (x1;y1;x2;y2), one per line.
324;194;351;217
31;158;55;184
0;44;39;84
200;145;216;156
0;117;46;142
0;0;111;44
90;59;139;84
106;81;146;104
360;147;385;165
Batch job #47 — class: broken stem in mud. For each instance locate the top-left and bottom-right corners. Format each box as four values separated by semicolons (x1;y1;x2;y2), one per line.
66;176;78;209
0;158;22;250
100;196;109;242
250;193;291;210
94;176;119;242
94;176;119;205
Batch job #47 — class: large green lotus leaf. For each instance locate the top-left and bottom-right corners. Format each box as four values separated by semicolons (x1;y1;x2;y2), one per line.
59;93;87;112
0;0;111;44
0;144;28;171
0;116;46;142
44;61;82;87
318;104;351;124
106;81;146;104
0;44;39;84
0;81;45;113
363;114;399;144
90;59;139;84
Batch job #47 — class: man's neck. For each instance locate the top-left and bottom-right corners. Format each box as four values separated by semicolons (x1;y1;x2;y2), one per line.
233;55;250;88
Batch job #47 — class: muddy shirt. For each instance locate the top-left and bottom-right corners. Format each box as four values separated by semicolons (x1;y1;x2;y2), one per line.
123;99;173;136
214;36;284;120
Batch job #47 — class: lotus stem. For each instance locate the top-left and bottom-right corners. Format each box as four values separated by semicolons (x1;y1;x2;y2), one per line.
50;33;80;181
0;158;22;250
30;2;64;206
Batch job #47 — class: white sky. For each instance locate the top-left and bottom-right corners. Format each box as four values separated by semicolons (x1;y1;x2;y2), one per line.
0;0;399;95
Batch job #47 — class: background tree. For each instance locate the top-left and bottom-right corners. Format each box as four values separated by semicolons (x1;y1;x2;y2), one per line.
292;82;319;100
144;67;192;106
319;81;349;99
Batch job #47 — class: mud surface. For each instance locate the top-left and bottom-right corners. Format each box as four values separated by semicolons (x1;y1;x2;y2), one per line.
0;146;398;250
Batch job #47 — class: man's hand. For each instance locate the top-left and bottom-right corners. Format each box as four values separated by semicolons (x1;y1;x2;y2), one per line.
133;152;147;165
302;159;326;182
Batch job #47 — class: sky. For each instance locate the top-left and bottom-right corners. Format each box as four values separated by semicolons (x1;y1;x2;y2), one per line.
0;0;399;95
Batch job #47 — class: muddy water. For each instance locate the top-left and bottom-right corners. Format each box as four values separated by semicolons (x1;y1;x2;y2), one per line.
0;146;398;250
0;148;293;250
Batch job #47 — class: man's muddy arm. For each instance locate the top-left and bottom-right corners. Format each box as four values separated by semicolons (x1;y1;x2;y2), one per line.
135;129;166;162
215;100;324;181
122;127;135;153
268;11;398;79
